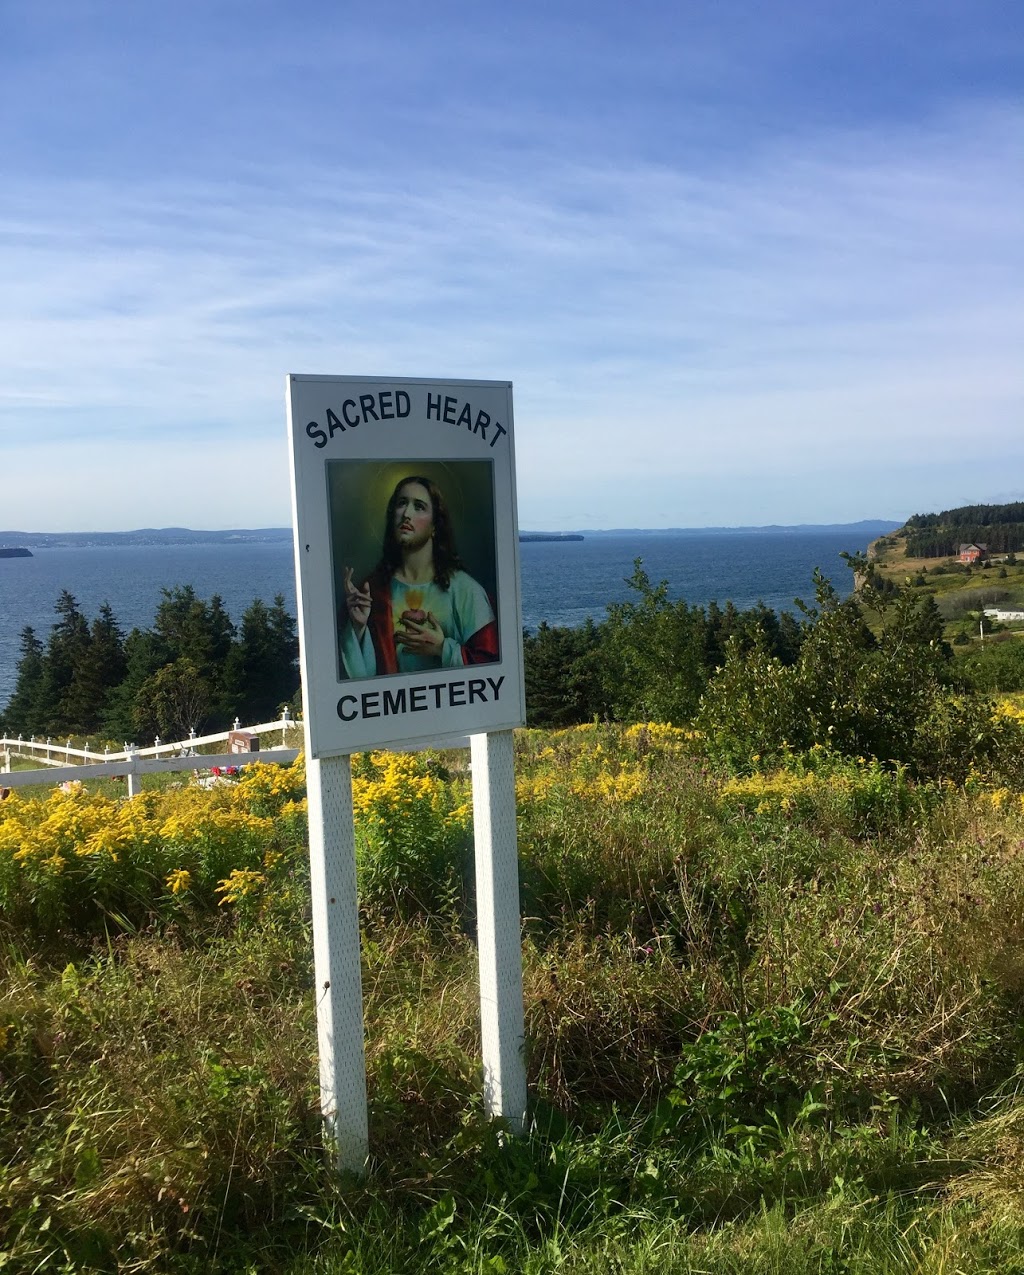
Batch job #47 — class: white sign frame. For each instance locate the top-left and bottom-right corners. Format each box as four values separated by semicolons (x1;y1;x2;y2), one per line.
287;375;526;758
286;375;528;1172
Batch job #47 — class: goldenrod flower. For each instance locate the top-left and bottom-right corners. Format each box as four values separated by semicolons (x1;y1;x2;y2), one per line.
166;868;192;895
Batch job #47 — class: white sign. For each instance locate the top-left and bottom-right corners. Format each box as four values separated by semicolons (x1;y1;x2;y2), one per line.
287;376;526;758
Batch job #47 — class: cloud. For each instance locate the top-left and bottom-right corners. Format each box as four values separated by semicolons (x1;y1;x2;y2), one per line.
0;98;1021;527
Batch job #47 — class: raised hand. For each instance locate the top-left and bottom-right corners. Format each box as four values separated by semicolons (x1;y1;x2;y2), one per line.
343;567;371;636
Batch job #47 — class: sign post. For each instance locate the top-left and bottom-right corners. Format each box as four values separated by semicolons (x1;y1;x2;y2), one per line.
287;376;527;1170
471;729;527;1131
306;753;368;1172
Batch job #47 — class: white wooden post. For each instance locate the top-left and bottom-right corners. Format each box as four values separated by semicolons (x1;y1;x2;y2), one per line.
471;730;527;1133
306;753;369;1174
126;750;141;799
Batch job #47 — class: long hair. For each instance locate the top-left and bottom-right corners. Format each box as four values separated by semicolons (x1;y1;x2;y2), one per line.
377;475;463;589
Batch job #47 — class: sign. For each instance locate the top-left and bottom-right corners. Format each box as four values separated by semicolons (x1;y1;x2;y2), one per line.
285;375;529;1170
286;376;526;757
228;730;259;754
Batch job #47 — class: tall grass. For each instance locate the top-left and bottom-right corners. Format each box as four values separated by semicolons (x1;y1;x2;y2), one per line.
3;731;1024;1270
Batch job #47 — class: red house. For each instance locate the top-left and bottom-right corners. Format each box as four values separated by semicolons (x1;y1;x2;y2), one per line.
959;543;988;564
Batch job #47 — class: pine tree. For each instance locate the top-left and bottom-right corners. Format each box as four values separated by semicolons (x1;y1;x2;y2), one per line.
101;629;165;744
2;627;46;735
523;619;610;727
70;603;127;733
151;586;237;728
267;594;299;710
223;595;299;725
36;592;91;733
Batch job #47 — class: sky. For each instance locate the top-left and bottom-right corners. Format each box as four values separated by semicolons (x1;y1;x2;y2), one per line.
1;0;1022;532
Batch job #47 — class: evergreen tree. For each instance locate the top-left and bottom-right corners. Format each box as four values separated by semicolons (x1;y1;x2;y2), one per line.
151;586;236;728
267;594;300;710
2;627;46;735
153;587;235;671
223;595;300;725
135;658;211;741
775;611;804;665
704;601;729;669
101;629;165;744
524;619;611;727
602;561;711;724
70;603;127;733
36;591;91;732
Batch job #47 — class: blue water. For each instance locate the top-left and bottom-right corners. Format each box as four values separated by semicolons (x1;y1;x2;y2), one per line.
0;531;868;709
518;532;863;629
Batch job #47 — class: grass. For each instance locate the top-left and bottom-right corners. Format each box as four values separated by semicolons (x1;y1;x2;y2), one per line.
4;729;1024;1270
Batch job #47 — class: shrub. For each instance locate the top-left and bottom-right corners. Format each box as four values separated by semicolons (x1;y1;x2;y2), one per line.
0;760;308;942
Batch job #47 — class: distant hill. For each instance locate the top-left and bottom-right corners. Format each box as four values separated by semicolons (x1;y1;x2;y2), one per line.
578;520;902;538
0;528;295;548
0;520;902;548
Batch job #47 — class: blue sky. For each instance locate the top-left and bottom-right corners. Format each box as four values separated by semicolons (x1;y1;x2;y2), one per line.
2;0;1022;531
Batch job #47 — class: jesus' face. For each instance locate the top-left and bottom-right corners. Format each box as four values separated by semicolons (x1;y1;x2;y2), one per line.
392;480;434;553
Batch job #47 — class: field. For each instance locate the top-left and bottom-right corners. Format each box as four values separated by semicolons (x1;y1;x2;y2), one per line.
869;532;1024;645
5;726;1024;1272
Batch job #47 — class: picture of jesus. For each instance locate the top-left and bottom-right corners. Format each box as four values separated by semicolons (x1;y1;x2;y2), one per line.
338;474;499;679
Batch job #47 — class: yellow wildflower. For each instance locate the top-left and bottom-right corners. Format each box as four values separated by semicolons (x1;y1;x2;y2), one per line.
166;868;192;895
215;868;266;905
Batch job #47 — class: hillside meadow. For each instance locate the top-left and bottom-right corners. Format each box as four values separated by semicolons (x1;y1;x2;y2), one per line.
5;721;1024;1272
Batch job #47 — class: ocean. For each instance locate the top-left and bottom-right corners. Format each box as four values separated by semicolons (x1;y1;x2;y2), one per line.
0;530;874;710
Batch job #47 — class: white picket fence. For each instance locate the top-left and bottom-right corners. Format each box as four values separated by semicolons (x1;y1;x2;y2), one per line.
0;711;300;794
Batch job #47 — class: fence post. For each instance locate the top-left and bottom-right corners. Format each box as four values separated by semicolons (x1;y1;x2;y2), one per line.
127;750;141;799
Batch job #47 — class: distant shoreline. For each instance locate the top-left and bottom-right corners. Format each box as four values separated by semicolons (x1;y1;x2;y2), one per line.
0;519;902;550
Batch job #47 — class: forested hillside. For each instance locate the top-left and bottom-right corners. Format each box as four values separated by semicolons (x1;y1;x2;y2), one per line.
903;501;1024;557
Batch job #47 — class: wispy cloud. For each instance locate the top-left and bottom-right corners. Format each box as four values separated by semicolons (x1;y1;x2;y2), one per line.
1;89;1021;528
